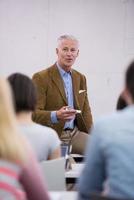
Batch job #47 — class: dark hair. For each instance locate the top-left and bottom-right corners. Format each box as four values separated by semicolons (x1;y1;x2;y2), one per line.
116;94;127;110
8;73;37;113
125;61;134;101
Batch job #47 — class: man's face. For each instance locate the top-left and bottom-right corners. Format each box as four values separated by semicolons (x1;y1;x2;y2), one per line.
56;39;79;71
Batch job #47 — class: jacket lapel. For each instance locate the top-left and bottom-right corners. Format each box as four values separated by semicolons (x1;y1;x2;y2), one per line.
51;65;67;104
72;70;80;109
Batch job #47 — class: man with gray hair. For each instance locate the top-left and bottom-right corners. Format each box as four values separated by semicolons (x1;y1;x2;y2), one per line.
32;35;93;155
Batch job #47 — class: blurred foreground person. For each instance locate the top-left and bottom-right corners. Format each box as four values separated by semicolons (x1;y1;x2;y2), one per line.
0;78;49;200
8;73;61;161
78;61;134;200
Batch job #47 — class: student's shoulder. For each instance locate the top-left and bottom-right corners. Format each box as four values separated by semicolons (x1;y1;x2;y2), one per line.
93;111;124;136
95;111;117;125
33;123;59;137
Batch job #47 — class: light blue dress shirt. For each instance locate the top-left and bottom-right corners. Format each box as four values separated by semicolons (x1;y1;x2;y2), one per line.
51;63;74;129
78;105;134;199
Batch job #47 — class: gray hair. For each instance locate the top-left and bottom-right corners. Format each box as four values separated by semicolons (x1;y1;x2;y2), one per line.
57;35;79;46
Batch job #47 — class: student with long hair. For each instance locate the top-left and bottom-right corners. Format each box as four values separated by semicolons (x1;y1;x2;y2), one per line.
0;78;49;200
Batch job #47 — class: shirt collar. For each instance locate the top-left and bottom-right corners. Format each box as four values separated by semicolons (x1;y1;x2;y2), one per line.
56;62;72;77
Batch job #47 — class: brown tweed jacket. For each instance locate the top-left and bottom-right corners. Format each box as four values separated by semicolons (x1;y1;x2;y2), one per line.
32;64;93;137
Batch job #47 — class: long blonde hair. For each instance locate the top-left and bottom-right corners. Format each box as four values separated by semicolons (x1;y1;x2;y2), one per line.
0;78;26;163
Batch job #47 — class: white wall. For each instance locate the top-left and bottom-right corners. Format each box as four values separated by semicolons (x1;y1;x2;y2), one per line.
0;0;134;120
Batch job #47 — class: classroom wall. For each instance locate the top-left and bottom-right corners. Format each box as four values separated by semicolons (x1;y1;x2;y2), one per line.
0;0;134;120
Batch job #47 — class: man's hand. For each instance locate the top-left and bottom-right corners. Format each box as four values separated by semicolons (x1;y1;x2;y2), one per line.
56;106;76;122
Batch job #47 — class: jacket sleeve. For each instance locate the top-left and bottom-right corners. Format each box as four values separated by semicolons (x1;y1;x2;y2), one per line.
32;72;52;127
76;75;93;133
81;75;93;131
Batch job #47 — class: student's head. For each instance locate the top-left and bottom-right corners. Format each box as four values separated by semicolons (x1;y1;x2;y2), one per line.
56;35;79;72
124;61;134;104
116;93;127;110
8;73;37;113
0;78;26;162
